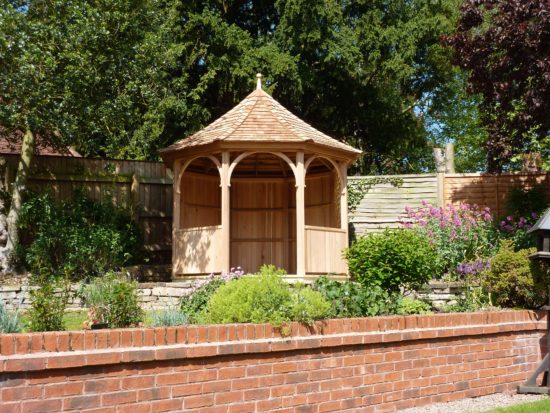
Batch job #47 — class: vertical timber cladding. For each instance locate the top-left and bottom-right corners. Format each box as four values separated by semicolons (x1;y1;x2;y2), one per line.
1;154;173;262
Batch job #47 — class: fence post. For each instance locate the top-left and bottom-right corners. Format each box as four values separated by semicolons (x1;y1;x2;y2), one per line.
433;148;446;207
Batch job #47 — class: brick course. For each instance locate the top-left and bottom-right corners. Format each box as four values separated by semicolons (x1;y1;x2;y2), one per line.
0;310;546;412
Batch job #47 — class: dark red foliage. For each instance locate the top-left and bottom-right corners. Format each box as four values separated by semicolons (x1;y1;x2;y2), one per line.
445;0;550;172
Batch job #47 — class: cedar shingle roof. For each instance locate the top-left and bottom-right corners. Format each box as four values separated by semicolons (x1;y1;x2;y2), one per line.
160;86;361;157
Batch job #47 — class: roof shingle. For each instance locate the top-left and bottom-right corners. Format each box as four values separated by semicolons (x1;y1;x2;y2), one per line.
160;88;361;156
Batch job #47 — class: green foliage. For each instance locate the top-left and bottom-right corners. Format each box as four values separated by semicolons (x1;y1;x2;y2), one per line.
346;229;439;292
312;276;401;317
423;70;488;172
288;286;332;325
18;191;141;280
443;283;492;313
505;185;549;218
482;241;550;309
80;272;144;328
202;273;292;326
257;264;287;276
0;302;21;333
150;308;188;327
397;297;432;315
202;273;331;326
27;269;70;332
0;0;463;173
347;177;404;212
181;278;226;324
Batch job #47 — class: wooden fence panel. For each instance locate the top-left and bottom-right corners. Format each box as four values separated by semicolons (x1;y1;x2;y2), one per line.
349;174;438;237
1;155;173;262
444;172;550;218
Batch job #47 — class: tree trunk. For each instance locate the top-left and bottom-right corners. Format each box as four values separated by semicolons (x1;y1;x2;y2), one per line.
0;129;35;272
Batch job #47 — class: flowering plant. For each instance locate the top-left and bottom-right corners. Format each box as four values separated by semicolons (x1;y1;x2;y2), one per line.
497;212;539;250
401;202;498;279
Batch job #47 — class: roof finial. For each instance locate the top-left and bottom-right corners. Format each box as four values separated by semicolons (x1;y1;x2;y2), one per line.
256;73;263;90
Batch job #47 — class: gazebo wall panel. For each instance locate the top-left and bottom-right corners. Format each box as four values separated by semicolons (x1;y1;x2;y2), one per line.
305;226;347;274
173;226;223;275
305;172;338;228
180;172;221;229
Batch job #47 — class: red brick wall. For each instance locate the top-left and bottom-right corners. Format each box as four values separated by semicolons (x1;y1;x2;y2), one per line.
0;311;545;413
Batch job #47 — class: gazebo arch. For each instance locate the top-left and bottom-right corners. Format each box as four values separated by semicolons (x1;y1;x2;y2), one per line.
160;74;361;281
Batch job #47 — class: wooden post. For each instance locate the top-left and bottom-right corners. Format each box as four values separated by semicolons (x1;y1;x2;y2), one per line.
433;148;445;207
296;152;305;278
221;152;231;273
172;160;181;279
339;162;349;236
445;143;455;174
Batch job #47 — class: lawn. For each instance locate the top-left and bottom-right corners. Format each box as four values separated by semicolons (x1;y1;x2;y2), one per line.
485;398;550;413
20;310;162;332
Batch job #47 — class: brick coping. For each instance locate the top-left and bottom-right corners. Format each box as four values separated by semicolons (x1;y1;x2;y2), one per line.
0;310;544;373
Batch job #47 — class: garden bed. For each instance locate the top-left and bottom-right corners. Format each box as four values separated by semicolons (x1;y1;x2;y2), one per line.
0;310;546;412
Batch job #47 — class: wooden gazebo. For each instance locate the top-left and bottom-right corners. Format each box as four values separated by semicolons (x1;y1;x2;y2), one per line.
160;75;361;281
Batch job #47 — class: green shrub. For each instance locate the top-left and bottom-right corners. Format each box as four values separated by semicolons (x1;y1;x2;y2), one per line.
312;275;401;317
346;229;439;292
150;308;188;327
202;273;291;325
257;264;287;276
0;302;21;333
289;286;332;325
202;273;331;326
180;268;244;323
18;191;141;280
80;272;144;328
482;241;550;309
397;297;432;315
27;269;70;332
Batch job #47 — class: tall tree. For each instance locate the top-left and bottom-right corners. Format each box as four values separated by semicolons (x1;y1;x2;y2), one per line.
173;0;462;174
446;0;550;172
0;0;186;269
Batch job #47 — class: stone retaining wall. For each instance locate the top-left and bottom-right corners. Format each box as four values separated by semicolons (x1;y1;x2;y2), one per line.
0;282;193;312
0;310;546;412
0;279;466;313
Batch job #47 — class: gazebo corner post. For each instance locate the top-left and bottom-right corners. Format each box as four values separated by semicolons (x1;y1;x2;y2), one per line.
296;152;306;279
221;151;231;274
171;159;182;280
339;161;350;277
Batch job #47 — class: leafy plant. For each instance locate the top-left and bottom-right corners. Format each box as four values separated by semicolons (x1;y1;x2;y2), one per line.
150;308;188;327
180;268;244;323
312;275;401;317
80;272;144;328
482;241;550;309
18;190;141;280
401;202;499;278
397;297;432;315
506;185;549;218
346;229;439;292
0;302;21;333
201;273;331;326
289;285;332;325
27;268;71;332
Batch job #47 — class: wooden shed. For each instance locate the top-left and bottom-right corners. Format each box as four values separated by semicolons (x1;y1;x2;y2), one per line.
160;75;361;281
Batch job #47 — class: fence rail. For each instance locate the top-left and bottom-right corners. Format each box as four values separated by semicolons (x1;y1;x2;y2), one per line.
4;154;549;260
